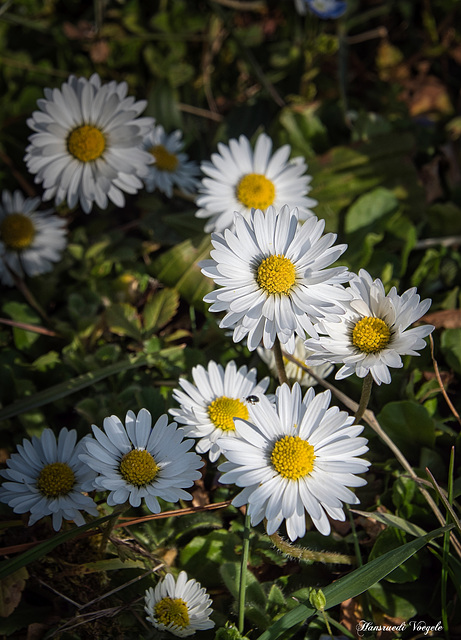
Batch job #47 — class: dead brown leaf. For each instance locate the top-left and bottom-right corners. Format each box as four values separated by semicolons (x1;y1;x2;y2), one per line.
356;505;388;545
191;467;210;507
374;610;408;640
162;548;178;567
90;40;110;64
419;156;445;203
0;567;28;617
340;597;363;638
26;623;50;640
421;309;461;329
63;20;96;41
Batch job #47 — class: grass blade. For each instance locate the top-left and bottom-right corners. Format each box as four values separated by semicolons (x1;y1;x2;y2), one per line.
0;355;147;421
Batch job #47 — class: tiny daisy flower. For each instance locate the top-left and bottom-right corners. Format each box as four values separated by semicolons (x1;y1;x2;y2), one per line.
305;269;435;385
257;336;333;387
196;132;317;232
169;360;270;463
79;409;203;512
200;205;351;354
25;73;154;213
0;189;67;287
142;124;200;197
218;383;370;540
0;428;98;531
294;0;347;18
145;571;214;637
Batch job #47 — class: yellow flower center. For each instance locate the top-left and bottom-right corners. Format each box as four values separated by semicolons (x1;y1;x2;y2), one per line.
271;435;316;480
67;125;106;162
256;254;296;295
119;449;159;487
236;173;276;209
36;462;76;498
150;145;179;172
208;396;249;432
352;316;391;354
154;596;190;629
0;213;36;250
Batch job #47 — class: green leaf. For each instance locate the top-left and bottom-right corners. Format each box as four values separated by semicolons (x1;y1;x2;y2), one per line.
143;288;180;334
150;236;213;311
180;530;240;587
441;328;461;375
255;525;450;640
220;562;266;609
345;187;399;234
367;582;417;619
426;202;461;236
2;301;41;350
351;509;428;539
368;528;421;583
30;351;61;372
277;104;329;158
145;79;183;131
0;355;147;421
267;583;286;609
309;132;425;233
105;303;143;341
377;401;435;464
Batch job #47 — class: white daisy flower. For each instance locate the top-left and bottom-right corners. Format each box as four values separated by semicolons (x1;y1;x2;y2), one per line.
169;360;270;463
142;124;200;197
200;205;351;354
144;571;214;637
218;383;370;541
196;132;317;232
79;409;203;512
305;269;435;385
0;428;98;531
257;336;333;387
24;73;154;213
0;189;67;287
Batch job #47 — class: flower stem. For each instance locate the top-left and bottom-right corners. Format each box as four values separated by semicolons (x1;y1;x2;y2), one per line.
268;529;354;565
354;372;373;424
321;610;334;639
238;511;251;634
441;446;455;639
272;337;288;385
11;272;51;325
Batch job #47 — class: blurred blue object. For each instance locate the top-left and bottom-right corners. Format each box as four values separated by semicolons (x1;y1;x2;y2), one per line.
294;0;347;19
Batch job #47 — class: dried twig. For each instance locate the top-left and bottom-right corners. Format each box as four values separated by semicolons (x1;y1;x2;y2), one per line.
429;334;461;426
0;317;59;337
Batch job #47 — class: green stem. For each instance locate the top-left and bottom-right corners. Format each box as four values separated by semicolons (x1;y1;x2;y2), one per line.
321;609;334;639
268;529;355;565
441;447;455;639
336;17;349;125
354;372;373;424
12;272;51;325
272;337;288;385
322;611;356;640
238;511;251;634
